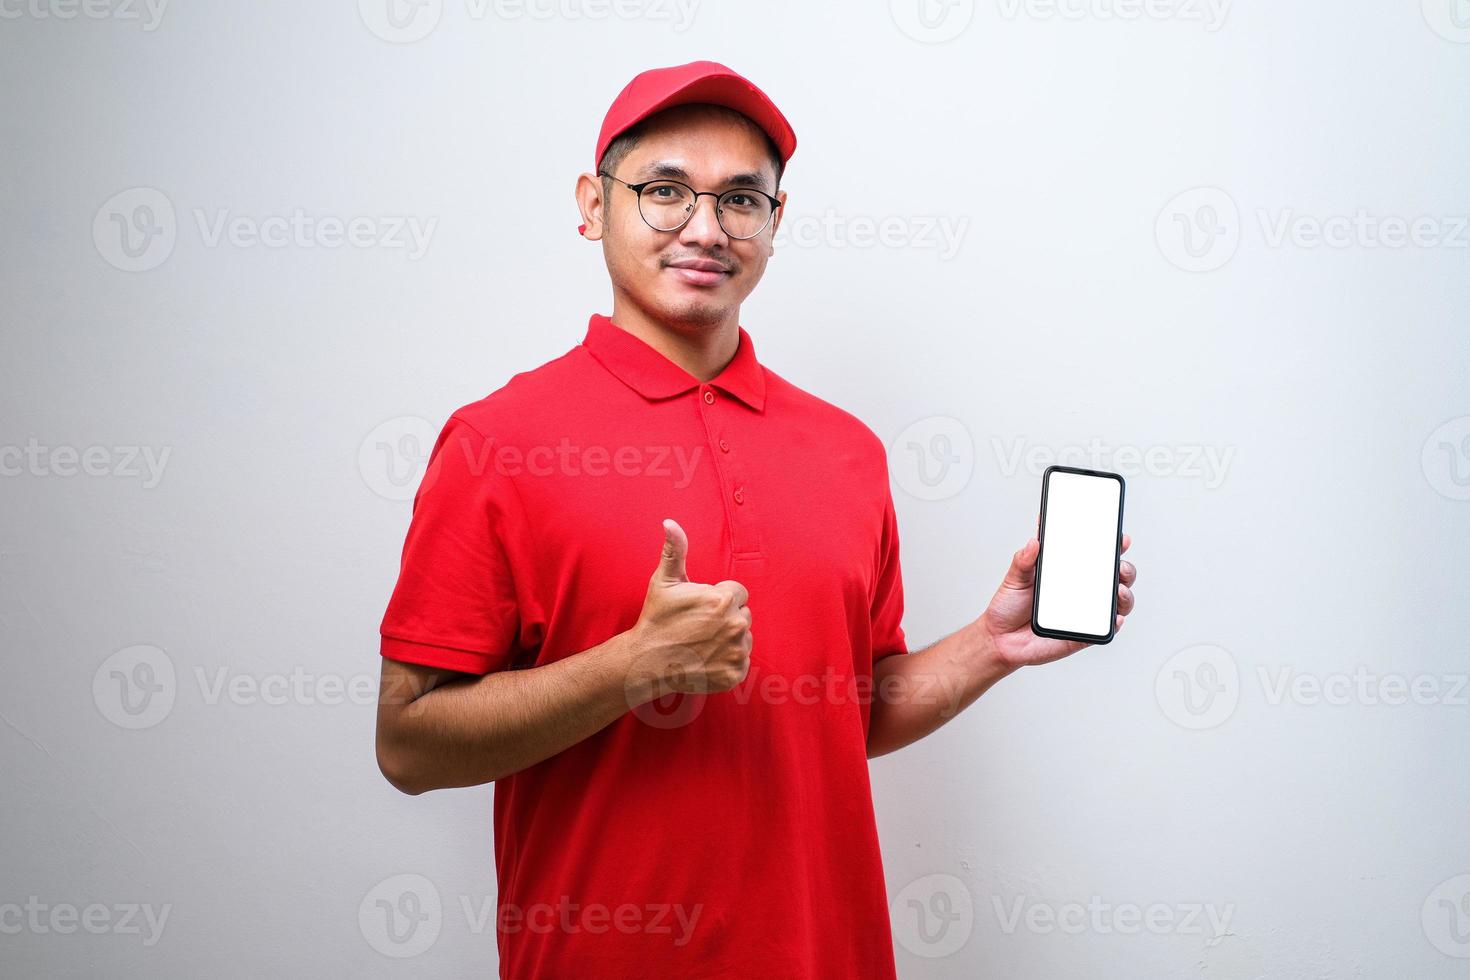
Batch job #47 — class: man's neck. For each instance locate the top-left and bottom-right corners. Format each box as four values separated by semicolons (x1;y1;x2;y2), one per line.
608;295;740;383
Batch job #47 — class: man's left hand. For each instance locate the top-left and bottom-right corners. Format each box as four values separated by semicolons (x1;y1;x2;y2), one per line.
980;532;1137;669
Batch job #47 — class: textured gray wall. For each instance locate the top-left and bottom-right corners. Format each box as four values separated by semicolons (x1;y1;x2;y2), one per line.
3;2;1468;976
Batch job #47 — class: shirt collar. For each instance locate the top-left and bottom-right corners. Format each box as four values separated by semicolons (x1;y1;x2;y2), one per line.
581;313;767;412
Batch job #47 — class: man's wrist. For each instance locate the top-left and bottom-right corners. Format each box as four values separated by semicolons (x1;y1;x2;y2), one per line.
614;623;683;709
967;613;1023;678
611;625;652;707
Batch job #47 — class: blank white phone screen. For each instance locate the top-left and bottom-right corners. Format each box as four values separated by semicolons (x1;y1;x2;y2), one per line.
1035;471;1121;637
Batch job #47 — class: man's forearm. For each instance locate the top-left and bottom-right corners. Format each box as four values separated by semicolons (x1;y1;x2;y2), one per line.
866;616;1018;759
379;630;661;794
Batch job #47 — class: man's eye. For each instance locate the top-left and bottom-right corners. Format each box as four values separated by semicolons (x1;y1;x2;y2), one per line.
723;193;767;214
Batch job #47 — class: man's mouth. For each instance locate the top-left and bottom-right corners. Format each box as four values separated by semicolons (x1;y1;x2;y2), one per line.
665;258;732;287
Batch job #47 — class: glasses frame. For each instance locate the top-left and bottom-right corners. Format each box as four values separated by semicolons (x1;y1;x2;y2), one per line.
598;170;782;240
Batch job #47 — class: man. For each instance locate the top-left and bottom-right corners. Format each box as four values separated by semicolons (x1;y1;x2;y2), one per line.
374;60;1137;978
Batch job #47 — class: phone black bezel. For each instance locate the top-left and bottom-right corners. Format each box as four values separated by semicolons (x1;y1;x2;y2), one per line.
1030;464;1127;645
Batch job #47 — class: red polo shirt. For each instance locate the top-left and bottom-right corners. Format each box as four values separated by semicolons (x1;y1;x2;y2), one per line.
380;313;910;978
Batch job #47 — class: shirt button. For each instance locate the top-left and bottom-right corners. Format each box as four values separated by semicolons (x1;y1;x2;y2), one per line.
703;390;715;405
719;439;730;453
733;488;744;504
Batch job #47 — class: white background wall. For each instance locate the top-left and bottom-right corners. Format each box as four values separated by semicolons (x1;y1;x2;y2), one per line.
3;1;1468;976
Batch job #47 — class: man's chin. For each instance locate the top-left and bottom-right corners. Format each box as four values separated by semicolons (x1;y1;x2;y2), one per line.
651;293;734;329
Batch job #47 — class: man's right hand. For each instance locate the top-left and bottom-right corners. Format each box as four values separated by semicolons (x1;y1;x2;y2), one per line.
628;518;753;697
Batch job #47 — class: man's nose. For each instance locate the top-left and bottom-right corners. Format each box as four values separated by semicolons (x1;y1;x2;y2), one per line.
678;194;728;248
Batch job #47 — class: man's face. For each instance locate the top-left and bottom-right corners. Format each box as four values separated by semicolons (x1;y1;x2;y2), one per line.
589;105;786;330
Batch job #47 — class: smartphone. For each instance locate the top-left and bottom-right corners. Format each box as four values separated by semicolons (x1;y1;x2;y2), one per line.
1031;465;1126;645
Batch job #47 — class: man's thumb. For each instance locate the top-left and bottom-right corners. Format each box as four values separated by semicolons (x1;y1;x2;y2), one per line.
655;518;689;583
1001;537;1039;590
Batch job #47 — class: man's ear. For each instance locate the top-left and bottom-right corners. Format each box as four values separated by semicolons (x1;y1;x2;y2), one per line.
765;188;788;255
575;172;607;241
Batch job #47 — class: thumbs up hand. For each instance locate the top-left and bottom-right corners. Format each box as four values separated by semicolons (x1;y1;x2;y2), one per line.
629;519;753;697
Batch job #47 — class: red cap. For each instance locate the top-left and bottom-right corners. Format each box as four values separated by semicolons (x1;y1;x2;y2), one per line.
579;60;796;236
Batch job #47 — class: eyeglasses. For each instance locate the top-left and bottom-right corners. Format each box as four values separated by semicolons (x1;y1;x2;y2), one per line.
598;171;781;240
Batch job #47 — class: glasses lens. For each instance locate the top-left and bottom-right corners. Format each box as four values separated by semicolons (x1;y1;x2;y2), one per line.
637;181;695;231
716;189;774;239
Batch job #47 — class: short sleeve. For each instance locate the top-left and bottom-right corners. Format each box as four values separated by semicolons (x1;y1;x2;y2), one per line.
379;413;522;674
870;483;909;663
